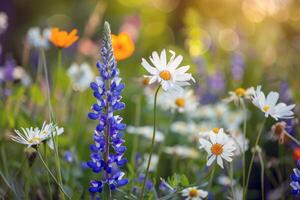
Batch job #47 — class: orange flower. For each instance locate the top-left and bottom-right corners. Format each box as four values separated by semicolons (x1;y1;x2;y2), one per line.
294;147;300;161
111;32;134;61
50;27;79;48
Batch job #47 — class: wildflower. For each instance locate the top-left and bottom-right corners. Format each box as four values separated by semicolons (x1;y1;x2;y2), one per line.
199;128;236;168
290;160;300;195
64;151;74;163
11;122;64;149
216;175;236;187
127;126;164;143
111;32;135;61
67;62;94;91
294;148;300;161
160;89;198;113
231;52;245;81
229;131;249;156
87;22;128;195
50;27;79;48
271;121;289;144
181;187;208;200
252;86;295;120
0;12;8;34
27;27;51;49
164;145;199;159
141;49;194;91
227;186;243;200
224;87;254;105
207;72;225;93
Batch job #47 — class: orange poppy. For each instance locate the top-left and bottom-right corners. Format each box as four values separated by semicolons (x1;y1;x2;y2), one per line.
50;27;79;49
111;32;134;61
294;147;300;161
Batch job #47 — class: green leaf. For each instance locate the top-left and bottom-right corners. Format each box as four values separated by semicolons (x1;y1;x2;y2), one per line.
180;174;189;187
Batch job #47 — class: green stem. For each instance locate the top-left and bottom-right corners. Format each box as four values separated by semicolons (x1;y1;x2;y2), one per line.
37;150;71;199
131;95;141;168
140;86;161;200
24;161;31;200
258;151;264;200
243;118;266;200
241;100;247;198
208;165;216;190
41;49;64;200
44;144;53;200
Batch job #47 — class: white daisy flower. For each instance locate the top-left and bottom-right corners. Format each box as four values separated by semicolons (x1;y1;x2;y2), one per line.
252;85;295;120
199;128;236;168
181;187;208;200
67;62;94;92
164;145;199;159
224;87;254;105
229;130;249;156
216;175;236;187
0;12;8;34
141;49;194;91
127;126;164;143
27;27;51;49
11;122;64;149
160;89;198;113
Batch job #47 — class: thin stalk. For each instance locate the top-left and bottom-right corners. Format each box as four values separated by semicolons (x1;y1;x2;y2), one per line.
208;165;216;190
24;161;31;200
41;49;64;200
284;132;300;146
243;118;266;200
229;162;234;198
44;144;52;200
140;86;161;200
258;151;265;200
241;100;247;197
37;150;71;199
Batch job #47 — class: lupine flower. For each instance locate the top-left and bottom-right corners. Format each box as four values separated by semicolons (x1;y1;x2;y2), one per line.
87;22;128;195
11;122;64;149
111;32;135;61
127;126;165;143
252;85;295;120
141;49;194;91
199;128;236;168
67;62;94;91
290;160;300;195
50;27;79;48
224;87;254;105
27;27;51;49
207;72;225;94
64;151;74;163
181;187;208;200
0;12;8;34
231;52;245;81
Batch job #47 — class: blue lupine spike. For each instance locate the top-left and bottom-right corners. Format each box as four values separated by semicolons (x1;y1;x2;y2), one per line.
87;21;128;195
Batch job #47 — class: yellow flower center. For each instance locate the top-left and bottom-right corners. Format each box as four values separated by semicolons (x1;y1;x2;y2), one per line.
159;70;171;80
188;188;199;197
235;87;246;97
263;105;270;112
29;136;40;144
175;98;185;108
212;128;219;134
211;143;223;155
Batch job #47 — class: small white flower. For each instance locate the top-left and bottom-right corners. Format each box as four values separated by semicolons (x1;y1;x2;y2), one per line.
11;122;64;149
27;27;51;49
67;62;94;91
127;126;164;142
229;131;249;156
252;85;295;120
164;145;199;159
181;187;208;200
141;49;194;91
142;154;158;171
160;89;198;113
0;12;8;34
199;128;236;168
224;87;254;105
216;175;236;187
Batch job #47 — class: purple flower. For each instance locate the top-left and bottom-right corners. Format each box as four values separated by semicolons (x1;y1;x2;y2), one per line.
231;52;245;81
63;151;73;163
207;72;225;93
290;160;300;195
87;22;128;195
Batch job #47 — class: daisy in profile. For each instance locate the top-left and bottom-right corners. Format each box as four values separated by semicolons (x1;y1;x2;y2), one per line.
11;122;64;149
141;49;194;91
252;86;295;120
199;128;236;168
181;187;208;200
224;87;254;105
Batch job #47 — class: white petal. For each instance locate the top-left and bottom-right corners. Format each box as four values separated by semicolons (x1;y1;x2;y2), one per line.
217;156;224;168
207;155;216;166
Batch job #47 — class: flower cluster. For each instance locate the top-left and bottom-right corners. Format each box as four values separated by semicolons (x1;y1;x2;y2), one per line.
290;160;300;195
87;22;128;195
